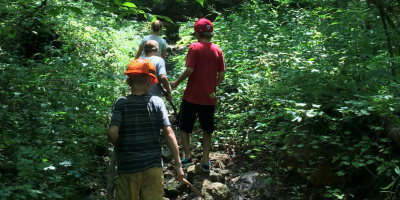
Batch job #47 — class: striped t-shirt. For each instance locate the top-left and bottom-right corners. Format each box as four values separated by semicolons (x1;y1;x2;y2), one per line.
109;94;170;174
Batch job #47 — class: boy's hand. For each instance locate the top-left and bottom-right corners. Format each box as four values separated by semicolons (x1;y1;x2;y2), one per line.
170;81;178;90
166;92;172;102
175;164;184;182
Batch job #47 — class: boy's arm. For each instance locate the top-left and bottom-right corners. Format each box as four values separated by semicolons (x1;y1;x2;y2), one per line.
107;125;119;146
217;70;226;86
162;125;184;181
158;74;172;101
134;45;143;59
170;67;194;90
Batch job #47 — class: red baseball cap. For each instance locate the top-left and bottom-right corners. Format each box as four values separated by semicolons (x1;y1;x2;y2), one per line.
194;18;213;32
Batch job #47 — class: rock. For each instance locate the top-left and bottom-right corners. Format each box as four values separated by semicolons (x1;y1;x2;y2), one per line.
164;178;188;196
209;170;224;183
210;152;231;166
164;170;174;177
162;150;173;163
202;179;231;200
195;152;232;168
230;171;266;195
163;198;170;200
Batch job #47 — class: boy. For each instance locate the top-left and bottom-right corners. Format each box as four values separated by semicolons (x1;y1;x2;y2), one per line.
141;40;172;101
107;58;184;200
170;18;226;172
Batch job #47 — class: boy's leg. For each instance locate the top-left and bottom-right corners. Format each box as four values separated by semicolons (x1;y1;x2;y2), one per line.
115;173;141;200
201;130;212;165
178;99;197;159
180;129;191;159
197;104;216;165
139;167;164;200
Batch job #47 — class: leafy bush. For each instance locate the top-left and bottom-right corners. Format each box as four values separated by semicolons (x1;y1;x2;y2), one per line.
169;0;400;199
0;1;150;199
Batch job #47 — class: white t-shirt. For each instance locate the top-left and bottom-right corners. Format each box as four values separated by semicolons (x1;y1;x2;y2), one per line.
139;35;167;57
141;56;167;97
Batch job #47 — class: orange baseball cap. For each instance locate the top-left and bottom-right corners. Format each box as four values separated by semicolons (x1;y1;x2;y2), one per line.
125;58;158;84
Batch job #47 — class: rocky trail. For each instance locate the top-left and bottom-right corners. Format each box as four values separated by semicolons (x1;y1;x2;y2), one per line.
160;128;268;200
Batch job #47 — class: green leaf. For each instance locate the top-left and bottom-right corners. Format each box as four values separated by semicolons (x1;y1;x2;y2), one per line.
67;7;83;15
7;31;16;39
117;12;128;20
107;7;119;13
93;3;104;11
330;22;340;25
97;0;108;3
196;0;204;6
0;144;5;149
29;192;38;198
122;2;136;8
381;181;395;190
366;160;374;164
337;171;345;176
395;166;400;175
154;15;174;24
114;0;121;6
48;8;60;17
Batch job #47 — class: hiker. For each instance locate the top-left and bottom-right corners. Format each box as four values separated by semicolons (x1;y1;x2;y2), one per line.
141;40;172;101
135;20;167;59
107;58;184;200
170;18;226;172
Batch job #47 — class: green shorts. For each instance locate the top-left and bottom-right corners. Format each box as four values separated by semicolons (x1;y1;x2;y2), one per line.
115;167;164;200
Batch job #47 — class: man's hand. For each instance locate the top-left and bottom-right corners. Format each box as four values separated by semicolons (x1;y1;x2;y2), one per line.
175;164;184;181
171;81;178;90
166;92;172;102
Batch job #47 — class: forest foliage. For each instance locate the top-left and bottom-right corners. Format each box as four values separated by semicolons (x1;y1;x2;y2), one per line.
2;0;400;199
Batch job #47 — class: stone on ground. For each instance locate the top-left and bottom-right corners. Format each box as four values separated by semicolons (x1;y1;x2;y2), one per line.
202;179;232;200
164;178;188;196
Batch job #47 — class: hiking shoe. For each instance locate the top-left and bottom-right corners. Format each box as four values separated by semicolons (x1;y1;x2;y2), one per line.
201;159;211;172
181;157;194;167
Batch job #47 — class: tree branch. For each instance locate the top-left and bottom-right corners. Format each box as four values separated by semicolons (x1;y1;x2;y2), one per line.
372;0;400;28
378;6;396;77
9;0;47;33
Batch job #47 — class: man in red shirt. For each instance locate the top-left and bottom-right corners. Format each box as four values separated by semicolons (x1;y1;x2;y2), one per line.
171;18;226;172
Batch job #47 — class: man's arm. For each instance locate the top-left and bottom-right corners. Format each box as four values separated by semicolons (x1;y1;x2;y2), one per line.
134;46;143;59
170;67;194;90
162;125;184;181
107;125;119;146
161;49;167;59
217;70;226;86
159;74;172;101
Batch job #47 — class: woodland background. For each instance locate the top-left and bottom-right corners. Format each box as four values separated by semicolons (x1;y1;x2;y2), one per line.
2;0;400;199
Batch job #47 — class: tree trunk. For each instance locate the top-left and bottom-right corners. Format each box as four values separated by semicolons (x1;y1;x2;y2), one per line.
378;7;396;77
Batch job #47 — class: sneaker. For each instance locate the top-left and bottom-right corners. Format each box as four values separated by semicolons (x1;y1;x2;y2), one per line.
181;157;194;167
201;159;211;172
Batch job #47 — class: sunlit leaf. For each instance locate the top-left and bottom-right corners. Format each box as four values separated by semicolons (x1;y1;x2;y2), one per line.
154;15;174;24
196;0;204;6
122;2;136;8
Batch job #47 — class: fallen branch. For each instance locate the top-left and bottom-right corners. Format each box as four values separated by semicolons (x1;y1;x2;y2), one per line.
182;178;205;199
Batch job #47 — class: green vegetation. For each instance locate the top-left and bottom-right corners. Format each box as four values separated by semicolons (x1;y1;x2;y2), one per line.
2;0;400;199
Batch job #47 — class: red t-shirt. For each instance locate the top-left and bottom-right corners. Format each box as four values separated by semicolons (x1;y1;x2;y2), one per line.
183;42;225;105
